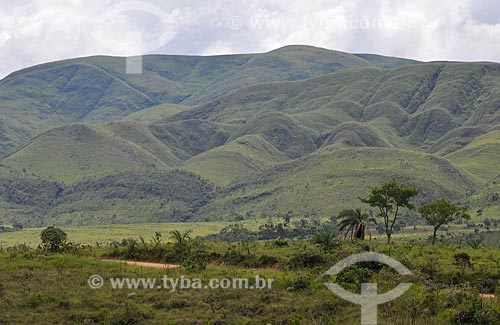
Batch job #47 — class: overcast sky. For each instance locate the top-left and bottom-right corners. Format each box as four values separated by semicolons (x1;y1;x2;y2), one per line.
1;0;499;79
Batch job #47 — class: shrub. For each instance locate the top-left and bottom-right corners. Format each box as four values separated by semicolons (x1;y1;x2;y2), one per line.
288;276;311;291
273;239;289;247
181;240;210;272
40;227;67;252
258;255;279;267
287;250;325;269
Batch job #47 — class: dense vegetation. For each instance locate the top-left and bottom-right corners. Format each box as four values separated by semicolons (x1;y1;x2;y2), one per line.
0;170;214;227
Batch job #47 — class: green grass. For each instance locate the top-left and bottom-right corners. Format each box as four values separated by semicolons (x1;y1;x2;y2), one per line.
446;130;500;185
1;221;489;247
0;220;266;247
122;103;190;123
1;240;500;324
183;135;289;186
2;124;172;183
203;147;477;218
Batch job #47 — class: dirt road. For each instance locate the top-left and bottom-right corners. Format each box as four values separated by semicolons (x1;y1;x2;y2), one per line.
102;259;180;269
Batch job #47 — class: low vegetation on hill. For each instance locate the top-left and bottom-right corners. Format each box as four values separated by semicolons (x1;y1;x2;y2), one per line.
0;45;498;226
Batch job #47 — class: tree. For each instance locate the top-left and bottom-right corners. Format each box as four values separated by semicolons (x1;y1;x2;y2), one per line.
40;226;67;252
419;200;470;245
169;230;192;262
169;229;192;246
337;209;376;240
360;178;418;244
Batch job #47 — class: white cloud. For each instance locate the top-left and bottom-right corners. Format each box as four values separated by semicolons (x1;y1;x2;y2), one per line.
0;0;499;79
201;40;235;56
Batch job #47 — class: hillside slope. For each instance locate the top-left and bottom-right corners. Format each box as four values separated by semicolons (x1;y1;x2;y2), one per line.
0;45;413;154
201;147;477;218
0;169;213;227
183;135;289;187
0;47;499;226
1;124;174;183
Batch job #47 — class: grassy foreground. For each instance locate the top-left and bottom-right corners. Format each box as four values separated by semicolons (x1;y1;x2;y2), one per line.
1;240;500;324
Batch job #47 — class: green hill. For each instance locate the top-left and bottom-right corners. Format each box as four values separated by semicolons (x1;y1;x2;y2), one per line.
202;147;477;218
0;169;213;227
446;130;500;184
0;46;499;226
165;62;500;152
183;135;289;187
123;103;190;123
317;122;391;149
468;175;500;219
0;166;62;224
0;45;410;154
1;124;173;183
49;170;214;226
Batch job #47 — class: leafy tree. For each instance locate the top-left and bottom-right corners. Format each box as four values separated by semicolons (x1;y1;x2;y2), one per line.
337;209;376;240
360;178;418;244
40;226;67;252
217;224;252;242
419;200;470;245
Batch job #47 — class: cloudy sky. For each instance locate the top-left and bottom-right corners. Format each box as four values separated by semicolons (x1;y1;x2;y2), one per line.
1;0;499;78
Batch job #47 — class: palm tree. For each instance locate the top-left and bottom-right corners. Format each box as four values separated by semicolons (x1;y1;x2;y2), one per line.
337;209;376;240
169;230;192;246
313;227;337;251
169;230;193;263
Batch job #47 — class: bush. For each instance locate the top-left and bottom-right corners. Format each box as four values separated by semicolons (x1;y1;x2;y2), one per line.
181;240;210;272
287;250;325;269
40;227;67;252
287;276;311;291
273;239;289;247
258;255;279;267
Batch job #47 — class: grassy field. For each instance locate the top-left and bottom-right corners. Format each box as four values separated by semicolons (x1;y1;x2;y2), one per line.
0;220;491;248
0;220;268;247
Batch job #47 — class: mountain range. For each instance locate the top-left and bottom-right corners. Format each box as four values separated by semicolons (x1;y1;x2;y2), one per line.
0;45;498;227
